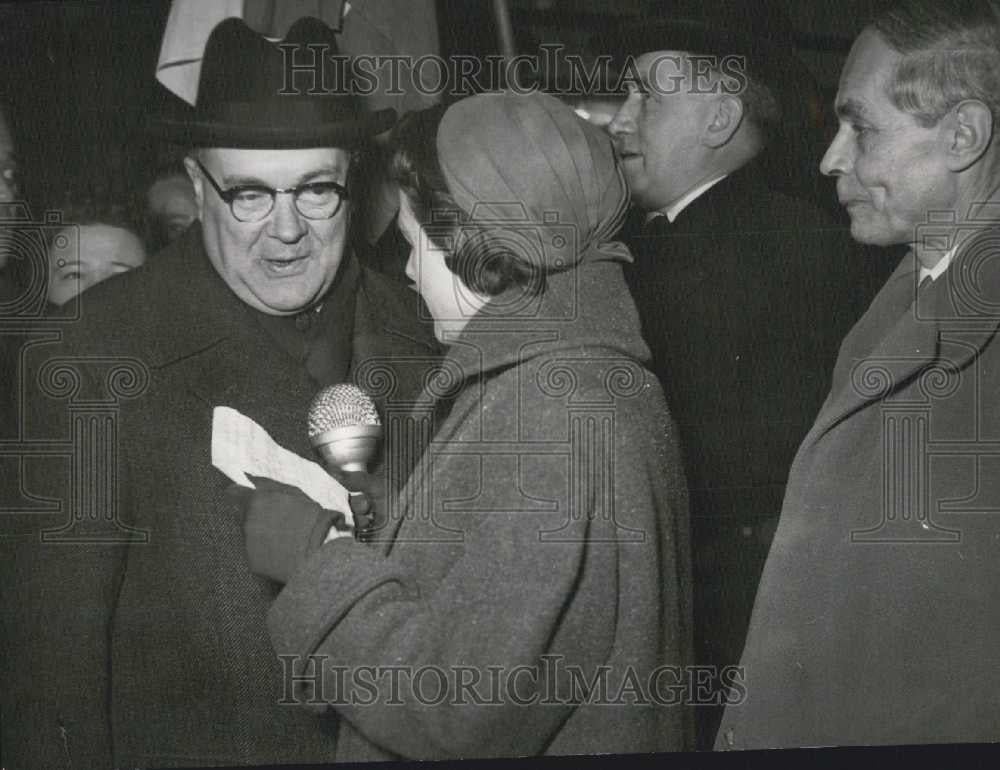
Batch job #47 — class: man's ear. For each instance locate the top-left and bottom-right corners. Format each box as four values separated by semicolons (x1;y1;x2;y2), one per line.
182;154;205;217
703;94;745;148
945;99;994;172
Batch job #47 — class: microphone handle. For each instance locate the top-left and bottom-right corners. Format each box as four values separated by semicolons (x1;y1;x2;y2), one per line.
330;464;377;542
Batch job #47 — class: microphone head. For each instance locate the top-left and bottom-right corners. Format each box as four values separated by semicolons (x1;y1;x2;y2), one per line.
308;383;381;437
307;384;382;472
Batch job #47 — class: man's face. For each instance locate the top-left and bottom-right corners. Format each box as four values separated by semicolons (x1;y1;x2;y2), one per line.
820;29;955;246
188;147;351;315
608;51;717;211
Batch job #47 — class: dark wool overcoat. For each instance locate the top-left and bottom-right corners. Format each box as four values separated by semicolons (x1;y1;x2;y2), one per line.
2;224;439;768
718;229;1000;747
268;260;695;761
623;163;890;745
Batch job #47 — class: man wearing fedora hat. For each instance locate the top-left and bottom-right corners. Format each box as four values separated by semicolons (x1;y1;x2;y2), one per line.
604;0;886;747
5;17;438;768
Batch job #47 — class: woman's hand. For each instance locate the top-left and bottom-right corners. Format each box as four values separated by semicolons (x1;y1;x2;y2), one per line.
228;476;347;583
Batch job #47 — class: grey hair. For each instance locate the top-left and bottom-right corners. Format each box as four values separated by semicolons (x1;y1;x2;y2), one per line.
872;0;1000;133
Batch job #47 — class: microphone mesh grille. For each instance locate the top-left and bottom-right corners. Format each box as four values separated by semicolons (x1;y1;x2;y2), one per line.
307;384;381;437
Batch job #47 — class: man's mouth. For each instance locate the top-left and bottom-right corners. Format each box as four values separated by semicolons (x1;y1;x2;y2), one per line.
613;142;640;160
262;255;309;274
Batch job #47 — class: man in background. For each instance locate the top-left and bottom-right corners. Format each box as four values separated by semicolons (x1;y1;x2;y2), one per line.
605;0;886;746
719;0;1000;747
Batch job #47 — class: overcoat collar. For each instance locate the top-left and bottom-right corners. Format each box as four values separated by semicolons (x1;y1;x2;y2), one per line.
629;162;774;290
441;259;650;394
806;226;1000;442
377;259;649;550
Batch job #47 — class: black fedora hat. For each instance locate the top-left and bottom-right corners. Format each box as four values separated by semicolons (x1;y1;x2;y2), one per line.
599;0;820;129
148;16;396;148
609;0;805;85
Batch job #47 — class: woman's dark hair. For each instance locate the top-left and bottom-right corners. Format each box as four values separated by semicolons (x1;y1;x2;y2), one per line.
387;105;542;297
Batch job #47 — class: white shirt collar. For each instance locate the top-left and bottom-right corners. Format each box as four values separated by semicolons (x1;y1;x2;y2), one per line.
918;245;958;284
646;174;729;224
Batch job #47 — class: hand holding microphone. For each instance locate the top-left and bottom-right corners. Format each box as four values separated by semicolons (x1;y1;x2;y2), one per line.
232;384;385;582
231;475;347;584
307;384;386;542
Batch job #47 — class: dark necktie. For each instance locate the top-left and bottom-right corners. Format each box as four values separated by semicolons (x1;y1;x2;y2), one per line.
641;213;672;239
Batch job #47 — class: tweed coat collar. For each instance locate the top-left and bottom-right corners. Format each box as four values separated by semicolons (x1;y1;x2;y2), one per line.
806;225;1000;443
376;259;649;549
628;161;778;292
440;259;650;394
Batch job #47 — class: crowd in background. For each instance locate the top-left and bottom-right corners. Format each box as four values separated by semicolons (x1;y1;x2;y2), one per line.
0;105;197;309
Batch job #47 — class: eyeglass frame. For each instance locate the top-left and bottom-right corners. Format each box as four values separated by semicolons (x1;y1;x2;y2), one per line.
194;157;349;223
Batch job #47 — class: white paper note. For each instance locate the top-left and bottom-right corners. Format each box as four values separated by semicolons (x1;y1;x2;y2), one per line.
211;405;353;527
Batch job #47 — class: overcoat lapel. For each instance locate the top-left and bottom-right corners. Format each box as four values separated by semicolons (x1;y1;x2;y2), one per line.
183;327;318;455
807;231;1000;443
349;272;439;372
144;226;327;455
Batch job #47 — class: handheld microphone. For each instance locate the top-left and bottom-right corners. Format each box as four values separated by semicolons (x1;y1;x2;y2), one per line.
307;383;382;473
307;384;382;540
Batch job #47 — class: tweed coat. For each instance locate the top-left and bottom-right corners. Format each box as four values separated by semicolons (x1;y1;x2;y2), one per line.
717;227;1000;747
2;225;439;768
268;260;694;761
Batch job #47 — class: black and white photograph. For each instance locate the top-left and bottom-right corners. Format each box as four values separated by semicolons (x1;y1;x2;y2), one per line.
1;1;998;767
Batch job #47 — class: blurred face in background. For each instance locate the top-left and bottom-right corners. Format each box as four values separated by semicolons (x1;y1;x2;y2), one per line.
187;147;351;316
0;107;20;269
47;223;146;306
147;173;198;244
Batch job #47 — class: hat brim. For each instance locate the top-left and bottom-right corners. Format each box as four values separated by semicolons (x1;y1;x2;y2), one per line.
146;107;397;149
608;19;801;83
617;22;753;61
604;18;818;122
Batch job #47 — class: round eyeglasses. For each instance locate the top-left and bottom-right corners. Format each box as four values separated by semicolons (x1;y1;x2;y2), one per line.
195;158;348;223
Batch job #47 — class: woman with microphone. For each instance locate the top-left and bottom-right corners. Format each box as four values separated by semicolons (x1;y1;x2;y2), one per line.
240;90;692;761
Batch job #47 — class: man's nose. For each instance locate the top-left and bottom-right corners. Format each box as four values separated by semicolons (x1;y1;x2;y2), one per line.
267;193;308;242
608;96;638;138
820;129;850;177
